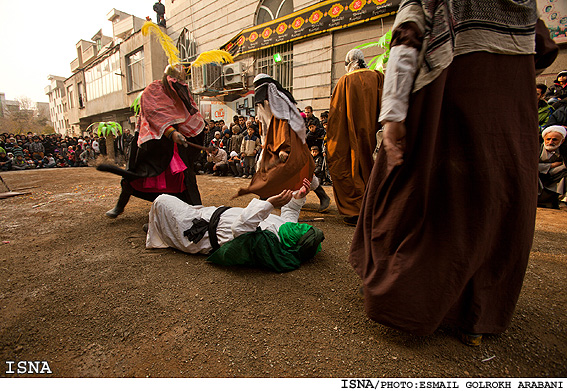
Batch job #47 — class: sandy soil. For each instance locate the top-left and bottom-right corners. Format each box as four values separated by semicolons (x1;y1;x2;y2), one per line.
0;167;566;378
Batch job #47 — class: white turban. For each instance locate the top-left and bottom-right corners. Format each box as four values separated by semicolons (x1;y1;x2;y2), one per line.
542;125;566;140
345;49;367;73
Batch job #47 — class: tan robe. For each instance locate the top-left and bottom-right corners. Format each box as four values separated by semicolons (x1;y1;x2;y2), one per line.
237;117;314;199
326;68;384;216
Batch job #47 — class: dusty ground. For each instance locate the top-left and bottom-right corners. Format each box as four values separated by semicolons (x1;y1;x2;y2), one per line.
0;167;566;378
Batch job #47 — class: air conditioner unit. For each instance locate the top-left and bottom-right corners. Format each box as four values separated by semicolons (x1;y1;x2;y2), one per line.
191;63;222;96
223;62;246;89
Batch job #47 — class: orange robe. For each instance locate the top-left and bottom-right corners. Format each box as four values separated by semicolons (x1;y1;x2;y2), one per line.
326;68;384;216
237;117;314;199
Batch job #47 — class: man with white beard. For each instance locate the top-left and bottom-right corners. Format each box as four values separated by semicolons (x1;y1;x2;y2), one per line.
538;125;567;209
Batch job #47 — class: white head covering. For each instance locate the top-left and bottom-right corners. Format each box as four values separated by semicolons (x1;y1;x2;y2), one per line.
345;49;367;73
542;125;566;140
230;151;238;158
253;73;307;143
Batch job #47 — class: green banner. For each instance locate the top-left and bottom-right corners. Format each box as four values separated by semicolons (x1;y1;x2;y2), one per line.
222;0;400;56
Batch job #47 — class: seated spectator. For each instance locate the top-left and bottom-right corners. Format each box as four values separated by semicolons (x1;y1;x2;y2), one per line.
145;178;323;273
545;70;567;109
55;151;68;167
205;146;228;176
537;84;553;131
10;139;24;159
228;150;243;177
12;155;29;170
41;154;57;169
240;126;261;178
538;126;567;209
23;151;36;169
0;147;11;171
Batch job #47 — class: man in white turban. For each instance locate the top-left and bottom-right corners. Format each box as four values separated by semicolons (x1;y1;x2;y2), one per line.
538;125;567;208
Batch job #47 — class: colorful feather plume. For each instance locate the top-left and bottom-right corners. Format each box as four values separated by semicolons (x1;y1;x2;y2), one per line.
141;21;180;66
191;50;234;67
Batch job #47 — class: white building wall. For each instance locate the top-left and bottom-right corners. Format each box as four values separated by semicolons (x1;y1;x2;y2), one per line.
167;0;258;53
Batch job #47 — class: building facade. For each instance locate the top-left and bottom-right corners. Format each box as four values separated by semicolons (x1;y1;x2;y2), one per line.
165;0;398;121
44;75;68;135
44;0;566;135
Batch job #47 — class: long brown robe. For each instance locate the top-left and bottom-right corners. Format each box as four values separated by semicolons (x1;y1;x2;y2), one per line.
349;21;558;336
327;68;384;216
237;117;314;199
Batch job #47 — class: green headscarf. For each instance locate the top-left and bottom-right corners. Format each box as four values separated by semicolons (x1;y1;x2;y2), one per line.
207;223;324;273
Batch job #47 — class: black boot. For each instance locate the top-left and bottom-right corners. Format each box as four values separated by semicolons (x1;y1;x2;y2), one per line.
313;185;330;212
106;181;133;218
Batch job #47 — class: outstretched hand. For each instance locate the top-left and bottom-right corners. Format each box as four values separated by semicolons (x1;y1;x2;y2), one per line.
293;178;311;199
267;190;294;208
382;121;406;172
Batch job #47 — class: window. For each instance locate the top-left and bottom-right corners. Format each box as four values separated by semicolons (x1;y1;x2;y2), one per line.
256;0;294;25
126;48;145;92
177;28;198;62
67;85;75;109
78;82;85;108
85;51;122;100
255;43;293;92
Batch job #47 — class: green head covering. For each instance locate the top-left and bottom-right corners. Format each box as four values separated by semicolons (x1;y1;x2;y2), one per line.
278;222;324;262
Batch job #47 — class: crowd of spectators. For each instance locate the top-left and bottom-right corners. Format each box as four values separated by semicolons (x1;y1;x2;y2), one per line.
0;111;334;186
194;111;332;184
0;130;132;172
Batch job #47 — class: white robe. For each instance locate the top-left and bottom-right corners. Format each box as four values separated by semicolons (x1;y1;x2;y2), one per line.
146;194;306;254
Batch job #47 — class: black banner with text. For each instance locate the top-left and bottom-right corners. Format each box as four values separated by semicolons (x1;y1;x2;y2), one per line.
221;0;401;56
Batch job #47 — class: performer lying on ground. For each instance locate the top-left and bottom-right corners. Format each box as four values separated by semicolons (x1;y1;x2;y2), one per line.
146;178;324;272
99;64;207;218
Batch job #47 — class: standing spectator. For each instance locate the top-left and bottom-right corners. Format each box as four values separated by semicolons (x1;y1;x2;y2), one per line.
304;106;321;129
240;126;261;178
310;146;330;212
153;0;166;26
232;116;247;135
210;131;222;148
219;129;232;154
92;137;101;157
29;136;45;166
229;122;245;153
349;0;558;346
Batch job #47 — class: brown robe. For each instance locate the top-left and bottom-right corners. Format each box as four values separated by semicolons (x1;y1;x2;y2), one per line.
237;117;314;199
349;21;558;336
326;68;384;216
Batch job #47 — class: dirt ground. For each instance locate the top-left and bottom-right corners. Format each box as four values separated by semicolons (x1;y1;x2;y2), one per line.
0;167;566;378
